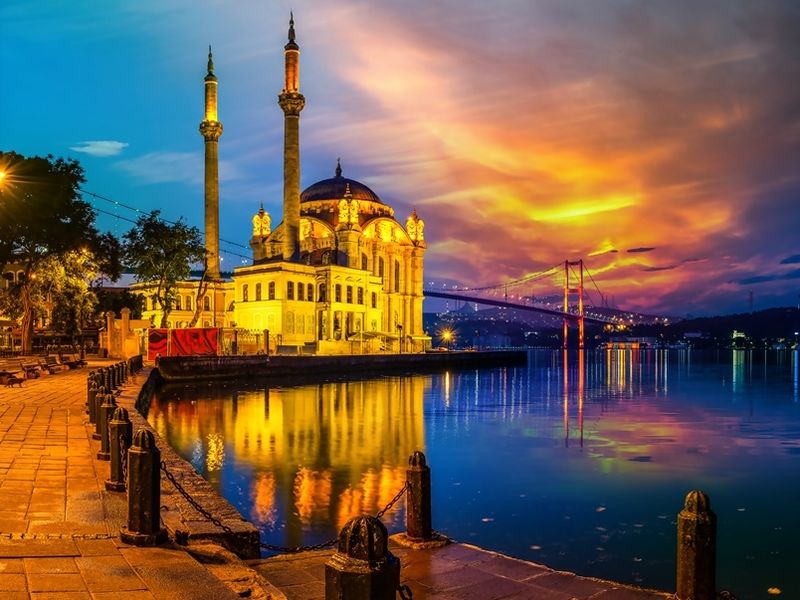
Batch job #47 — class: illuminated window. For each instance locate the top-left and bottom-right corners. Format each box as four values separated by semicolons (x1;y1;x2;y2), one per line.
268;281;275;300
307;283;313;301
242;284;249;302
335;284;342;302
175;296;182;310
297;283;304;301
357;287;364;304
255;283;262;301
185;296;192;311
346;285;353;304
287;281;294;300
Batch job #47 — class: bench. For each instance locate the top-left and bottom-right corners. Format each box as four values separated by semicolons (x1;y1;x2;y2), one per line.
0;360;22;385
19;359;42;379
59;353;87;369
43;355;64;374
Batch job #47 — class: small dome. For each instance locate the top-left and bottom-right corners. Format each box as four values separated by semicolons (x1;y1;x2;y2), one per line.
300;160;383;204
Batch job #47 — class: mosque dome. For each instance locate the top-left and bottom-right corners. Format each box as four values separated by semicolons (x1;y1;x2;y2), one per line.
300;160;383;205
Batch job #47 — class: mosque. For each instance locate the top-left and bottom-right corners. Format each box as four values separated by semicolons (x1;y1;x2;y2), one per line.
135;15;429;355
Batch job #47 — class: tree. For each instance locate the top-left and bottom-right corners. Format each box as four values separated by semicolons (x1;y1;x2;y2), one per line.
123;211;206;327
0;151;122;353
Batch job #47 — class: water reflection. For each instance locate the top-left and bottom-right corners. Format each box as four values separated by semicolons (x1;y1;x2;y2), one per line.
149;350;800;598
150;377;427;545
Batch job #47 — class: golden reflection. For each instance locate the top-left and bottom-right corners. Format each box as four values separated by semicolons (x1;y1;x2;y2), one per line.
251;473;277;528
206;433;225;471
294;467;332;525
151;377;427;533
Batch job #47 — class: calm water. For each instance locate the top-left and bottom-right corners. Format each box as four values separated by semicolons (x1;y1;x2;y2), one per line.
148;350;800;599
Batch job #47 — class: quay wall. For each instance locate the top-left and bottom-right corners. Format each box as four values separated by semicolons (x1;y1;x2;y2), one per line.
155;350;528;382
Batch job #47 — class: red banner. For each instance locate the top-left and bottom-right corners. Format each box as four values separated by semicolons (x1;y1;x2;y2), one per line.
170;328;219;356
148;328;219;360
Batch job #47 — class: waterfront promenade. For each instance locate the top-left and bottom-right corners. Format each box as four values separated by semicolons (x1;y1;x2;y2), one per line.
0;359;674;599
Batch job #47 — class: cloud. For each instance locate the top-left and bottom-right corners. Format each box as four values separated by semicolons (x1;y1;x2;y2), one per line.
627;247;656;254
70;140;129;157
780;254;800;264
739;268;800;285
114;151;243;185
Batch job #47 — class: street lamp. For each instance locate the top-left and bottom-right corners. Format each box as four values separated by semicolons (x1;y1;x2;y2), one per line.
441;328;454;350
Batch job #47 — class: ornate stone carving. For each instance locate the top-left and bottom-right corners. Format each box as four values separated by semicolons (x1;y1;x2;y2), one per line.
278;92;305;116
199;120;223;141
252;206;271;237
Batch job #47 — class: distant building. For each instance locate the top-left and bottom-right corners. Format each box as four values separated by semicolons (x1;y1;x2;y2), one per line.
134;16;429;354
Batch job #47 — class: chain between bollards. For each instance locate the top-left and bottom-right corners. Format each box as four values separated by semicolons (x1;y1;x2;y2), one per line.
157;456;407;554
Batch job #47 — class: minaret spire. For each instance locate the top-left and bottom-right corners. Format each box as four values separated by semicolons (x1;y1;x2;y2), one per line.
200;47;223;279
279;12;305;261
207;45;215;75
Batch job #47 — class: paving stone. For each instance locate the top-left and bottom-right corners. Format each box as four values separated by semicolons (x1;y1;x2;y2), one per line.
23;558;79;573
27;573;87;592
75;556;146;592
0;572;27;591
30;593;92;600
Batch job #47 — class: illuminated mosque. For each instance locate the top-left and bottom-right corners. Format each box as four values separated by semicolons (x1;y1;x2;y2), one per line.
138;15;430;354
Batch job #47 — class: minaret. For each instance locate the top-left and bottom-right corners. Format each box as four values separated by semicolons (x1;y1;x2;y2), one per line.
278;12;305;261
200;46;223;279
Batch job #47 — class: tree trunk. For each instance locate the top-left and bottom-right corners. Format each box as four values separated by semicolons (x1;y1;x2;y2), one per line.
187;275;209;328
20;284;34;355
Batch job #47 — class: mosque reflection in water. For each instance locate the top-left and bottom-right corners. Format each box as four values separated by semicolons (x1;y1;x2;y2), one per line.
148;378;427;546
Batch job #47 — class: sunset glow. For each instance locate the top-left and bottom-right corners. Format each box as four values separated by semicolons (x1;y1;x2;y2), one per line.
2;1;798;315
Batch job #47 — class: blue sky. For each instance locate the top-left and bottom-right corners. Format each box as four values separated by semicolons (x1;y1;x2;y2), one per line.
2;1;800;316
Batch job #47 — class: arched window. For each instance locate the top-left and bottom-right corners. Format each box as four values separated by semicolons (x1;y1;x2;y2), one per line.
268;281;275;300
307;283;313;302
318;283;327;302
204;296;211;311
255;283;262;301
371;292;377;308
297;283;304;301
346;285;353;304
378;257;384;280
361;253;368;271
335;284;342;302
242;284;249;302
357;287;364;305
175;296;182;310
287;281;294;300
185;296;192;311
394;260;401;292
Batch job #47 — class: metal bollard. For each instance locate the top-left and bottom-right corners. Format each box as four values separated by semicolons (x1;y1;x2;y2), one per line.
100;368;109;394
325;516;400;600
86;371;97;414
96;393;117;461
676;490;716;600
105;407;132;492
92;386;107;440
122;360;128;382
87;382;99;425
407;451;432;541
110;364;118;390
120;429;167;546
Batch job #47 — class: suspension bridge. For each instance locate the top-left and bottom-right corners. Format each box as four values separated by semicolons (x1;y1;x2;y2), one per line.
424;260;618;349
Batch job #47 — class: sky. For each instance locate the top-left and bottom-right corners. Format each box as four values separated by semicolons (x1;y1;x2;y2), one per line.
1;0;799;317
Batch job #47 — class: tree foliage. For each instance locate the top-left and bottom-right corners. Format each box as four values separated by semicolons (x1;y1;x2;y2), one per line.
0;151;122;352
123;211;206;327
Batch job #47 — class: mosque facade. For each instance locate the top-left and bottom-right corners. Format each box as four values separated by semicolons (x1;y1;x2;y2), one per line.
136;16;429;354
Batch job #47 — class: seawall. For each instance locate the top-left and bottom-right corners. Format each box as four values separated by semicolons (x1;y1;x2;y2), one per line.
155;350;528;382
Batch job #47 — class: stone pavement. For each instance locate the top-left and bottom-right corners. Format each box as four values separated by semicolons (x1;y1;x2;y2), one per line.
253;541;672;600
0;361;257;600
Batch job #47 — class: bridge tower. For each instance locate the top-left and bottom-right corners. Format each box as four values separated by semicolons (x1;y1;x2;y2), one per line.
563;260;585;349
